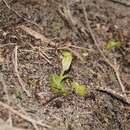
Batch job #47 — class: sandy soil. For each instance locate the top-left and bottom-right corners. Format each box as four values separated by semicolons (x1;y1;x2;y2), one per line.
0;0;130;130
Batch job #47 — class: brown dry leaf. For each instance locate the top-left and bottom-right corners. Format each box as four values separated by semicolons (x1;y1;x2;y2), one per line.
19;25;55;46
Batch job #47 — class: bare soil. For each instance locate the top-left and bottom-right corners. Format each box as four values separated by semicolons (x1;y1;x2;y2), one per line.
0;0;130;130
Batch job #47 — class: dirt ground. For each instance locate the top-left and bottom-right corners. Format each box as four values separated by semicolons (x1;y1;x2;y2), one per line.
0;0;130;130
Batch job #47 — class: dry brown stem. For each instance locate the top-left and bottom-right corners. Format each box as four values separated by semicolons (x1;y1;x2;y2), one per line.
12;46;31;97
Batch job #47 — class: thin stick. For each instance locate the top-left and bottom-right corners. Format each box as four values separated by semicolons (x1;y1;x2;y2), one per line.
108;0;130;7
0;43;17;48
96;86;130;105
0;101;52;129
12;46;31;97
18;105;39;130
39;49;52;65
81;0;126;96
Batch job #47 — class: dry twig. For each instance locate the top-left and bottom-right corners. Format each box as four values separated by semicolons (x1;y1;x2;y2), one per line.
0;101;52;129
12;46;31;97
17;105;39;130
96;86;130;105
0;43;17;48
108;0;130;7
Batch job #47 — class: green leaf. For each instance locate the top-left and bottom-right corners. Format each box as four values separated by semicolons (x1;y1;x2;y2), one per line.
61;51;72;75
71;81;87;96
52;22;61;33
106;40;121;50
49;74;67;95
15;90;22;100
11;87;22;101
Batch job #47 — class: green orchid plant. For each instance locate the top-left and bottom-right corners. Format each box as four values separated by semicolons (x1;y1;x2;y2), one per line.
49;51;87;96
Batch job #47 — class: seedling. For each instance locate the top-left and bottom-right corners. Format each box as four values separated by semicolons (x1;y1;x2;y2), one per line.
49;51;87;96
71;81;87;96
52;22;61;33
49;74;67;96
61;51;73;76
106;40;121;50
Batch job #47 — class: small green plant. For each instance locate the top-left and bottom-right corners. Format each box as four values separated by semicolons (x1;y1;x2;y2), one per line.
52;22;61;33
61;51;73;76
49;74;67;96
106;39;121;50
11;87;22;101
49;51;87;96
71;81;87;96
